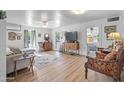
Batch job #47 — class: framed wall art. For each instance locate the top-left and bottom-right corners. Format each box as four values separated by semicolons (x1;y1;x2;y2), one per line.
8;32;16;41
104;25;116;40
16;32;22;40
38;33;41;38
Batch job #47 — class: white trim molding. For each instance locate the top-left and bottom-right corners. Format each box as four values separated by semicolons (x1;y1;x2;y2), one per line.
0;20;6;81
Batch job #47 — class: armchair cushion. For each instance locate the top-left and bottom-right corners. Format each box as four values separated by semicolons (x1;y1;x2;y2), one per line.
96;51;107;59
118;45;124;53
104;51;117;62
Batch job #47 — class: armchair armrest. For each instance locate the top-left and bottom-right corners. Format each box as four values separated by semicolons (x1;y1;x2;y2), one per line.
96;58;118;64
86;56;118;64
86;56;97;63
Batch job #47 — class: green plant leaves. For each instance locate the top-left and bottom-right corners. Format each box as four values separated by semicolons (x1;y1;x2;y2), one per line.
0;10;7;19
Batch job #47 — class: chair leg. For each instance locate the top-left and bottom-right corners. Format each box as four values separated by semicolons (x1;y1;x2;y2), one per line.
117;75;121;82
85;66;88;79
113;75;121;82
113;78;117;82
118;77;121;82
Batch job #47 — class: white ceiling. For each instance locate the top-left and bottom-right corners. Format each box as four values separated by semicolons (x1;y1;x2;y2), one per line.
6;10;124;28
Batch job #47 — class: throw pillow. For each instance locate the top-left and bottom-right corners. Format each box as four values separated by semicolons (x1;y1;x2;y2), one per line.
104;51;117;62
6;48;14;56
9;47;22;54
117;45;124;53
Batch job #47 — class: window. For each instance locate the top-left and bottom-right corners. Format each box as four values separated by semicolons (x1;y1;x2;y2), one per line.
24;30;36;48
55;32;61;42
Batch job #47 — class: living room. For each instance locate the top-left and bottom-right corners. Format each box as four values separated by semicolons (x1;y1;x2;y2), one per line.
1;10;124;82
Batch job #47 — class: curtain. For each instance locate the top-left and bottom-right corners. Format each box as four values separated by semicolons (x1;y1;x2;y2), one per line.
30;30;36;48
24;30;29;48
24;30;36;48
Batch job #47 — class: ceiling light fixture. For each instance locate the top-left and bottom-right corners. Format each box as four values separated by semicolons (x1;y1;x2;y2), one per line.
42;21;48;28
71;10;86;15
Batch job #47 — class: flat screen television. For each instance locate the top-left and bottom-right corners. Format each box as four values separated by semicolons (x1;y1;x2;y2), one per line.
65;31;78;42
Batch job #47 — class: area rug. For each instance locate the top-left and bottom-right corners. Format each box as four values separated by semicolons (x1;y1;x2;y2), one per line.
34;54;59;69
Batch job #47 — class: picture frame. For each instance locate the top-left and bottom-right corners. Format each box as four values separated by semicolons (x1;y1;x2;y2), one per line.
17;36;21;40
16;32;22;40
38;33;41;38
8;32;16;40
104;25;116;40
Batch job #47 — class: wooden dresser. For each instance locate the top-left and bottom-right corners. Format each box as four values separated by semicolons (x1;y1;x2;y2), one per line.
43;41;52;51
62;42;80;55
38;41;52;51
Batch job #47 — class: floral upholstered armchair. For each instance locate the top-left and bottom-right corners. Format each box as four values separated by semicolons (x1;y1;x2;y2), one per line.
85;46;124;81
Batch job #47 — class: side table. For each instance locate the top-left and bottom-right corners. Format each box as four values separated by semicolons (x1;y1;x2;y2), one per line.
13;54;35;79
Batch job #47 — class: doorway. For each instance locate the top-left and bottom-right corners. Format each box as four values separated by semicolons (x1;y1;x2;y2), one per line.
86;27;100;57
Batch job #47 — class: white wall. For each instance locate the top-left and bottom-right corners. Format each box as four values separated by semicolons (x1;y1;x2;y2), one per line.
52;16;123;56
52;24;85;55
0;20;6;81
6;16;124;56
6;24;52;50
52;24;84;54
36;28;52;51
6;29;24;48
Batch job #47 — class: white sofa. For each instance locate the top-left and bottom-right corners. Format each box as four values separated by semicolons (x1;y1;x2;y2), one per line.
6;47;35;74
7;54;30;74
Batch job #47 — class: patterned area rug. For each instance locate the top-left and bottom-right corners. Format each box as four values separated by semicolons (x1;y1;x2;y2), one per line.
34;54;59;69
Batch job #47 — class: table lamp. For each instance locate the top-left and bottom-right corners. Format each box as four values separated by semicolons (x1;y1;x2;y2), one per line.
108;32;122;49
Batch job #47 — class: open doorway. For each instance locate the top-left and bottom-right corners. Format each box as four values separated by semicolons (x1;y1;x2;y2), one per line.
86;27;100;57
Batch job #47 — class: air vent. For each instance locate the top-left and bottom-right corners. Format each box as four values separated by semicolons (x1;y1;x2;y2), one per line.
107;17;119;22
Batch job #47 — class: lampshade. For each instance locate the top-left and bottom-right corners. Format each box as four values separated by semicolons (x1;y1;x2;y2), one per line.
108;32;121;41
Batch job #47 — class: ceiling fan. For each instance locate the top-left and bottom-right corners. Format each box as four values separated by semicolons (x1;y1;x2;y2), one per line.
34;19;52;28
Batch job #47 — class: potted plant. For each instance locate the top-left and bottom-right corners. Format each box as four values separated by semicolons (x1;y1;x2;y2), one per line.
0;10;7;20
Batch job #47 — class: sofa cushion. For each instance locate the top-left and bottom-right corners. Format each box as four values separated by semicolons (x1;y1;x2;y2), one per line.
6;48;14;56
9;47;22;54
21;48;35;54
104;51;117;62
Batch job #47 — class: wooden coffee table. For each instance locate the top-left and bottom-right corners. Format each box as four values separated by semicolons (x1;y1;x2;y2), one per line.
13;54;35;79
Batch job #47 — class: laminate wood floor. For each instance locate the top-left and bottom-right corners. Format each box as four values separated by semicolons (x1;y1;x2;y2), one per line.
8;51;124;82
